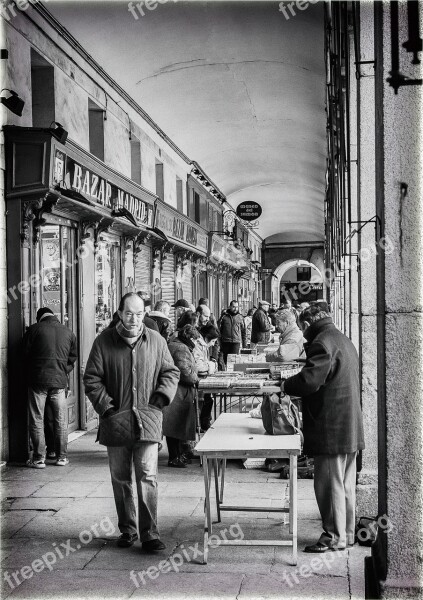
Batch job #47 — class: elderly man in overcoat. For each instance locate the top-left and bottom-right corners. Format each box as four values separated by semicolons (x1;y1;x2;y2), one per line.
282;304;364;552
84;293;179;552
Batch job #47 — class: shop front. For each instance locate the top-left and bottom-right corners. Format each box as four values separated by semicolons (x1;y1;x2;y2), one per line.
154;202;208;317
208;234;251;315
4;126;156;460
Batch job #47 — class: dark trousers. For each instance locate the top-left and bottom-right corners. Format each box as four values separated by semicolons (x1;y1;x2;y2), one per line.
166;437;182;461
221;342;241;365
200;394;213;429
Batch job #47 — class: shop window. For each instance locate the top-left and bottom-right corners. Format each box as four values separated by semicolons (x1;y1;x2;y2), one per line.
176;177;183;213
130;135;142;185
31;50;55;128
39;224;76;329
155;160;164;201
88;99;105;161
95;237;121;334
297;267;311;281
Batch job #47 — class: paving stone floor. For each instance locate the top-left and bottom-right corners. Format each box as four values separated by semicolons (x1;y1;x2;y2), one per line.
1;430;370;600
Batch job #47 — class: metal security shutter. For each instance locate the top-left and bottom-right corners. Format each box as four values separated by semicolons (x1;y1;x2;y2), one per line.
181;260;192;304
134;242;151;295
161;252;175;306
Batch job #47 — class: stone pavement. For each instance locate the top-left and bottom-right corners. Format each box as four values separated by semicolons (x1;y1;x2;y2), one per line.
1;431;370;600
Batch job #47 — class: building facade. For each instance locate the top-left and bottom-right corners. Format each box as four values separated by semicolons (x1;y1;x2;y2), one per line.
0;1;262;462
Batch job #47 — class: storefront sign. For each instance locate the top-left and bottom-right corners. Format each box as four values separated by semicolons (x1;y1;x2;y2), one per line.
154;205;208;254
54;151;154;227
236;201;262;221
209;236;248;269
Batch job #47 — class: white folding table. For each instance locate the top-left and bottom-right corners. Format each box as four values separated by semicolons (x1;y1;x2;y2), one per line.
194;413;301;565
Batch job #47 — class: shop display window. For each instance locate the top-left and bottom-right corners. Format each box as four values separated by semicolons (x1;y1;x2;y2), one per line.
95;237;121;334
39;224;76;330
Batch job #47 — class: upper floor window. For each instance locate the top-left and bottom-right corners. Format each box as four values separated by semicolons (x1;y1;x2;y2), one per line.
31;49;55;128
155;160;164;201
130;134;141;185
176;177;184;213
88;99;105;161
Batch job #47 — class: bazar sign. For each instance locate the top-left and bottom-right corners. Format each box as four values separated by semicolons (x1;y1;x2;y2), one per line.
53;151;154;226
209;236;248;269
155;206;208;254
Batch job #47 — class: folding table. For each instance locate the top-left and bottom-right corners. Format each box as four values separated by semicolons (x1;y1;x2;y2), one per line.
194;413;301;565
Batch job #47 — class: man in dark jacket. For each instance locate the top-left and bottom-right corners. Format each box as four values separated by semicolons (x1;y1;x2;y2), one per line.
84;293;179;553
23;307;77;468
282;305;365;553
219;300;246;364
149;300;174;342
251;300;273;346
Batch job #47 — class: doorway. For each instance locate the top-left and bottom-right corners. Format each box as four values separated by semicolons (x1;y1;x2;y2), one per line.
38;223;80;433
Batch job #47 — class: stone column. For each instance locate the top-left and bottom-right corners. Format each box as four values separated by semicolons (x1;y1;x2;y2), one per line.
348;30;360;353
356;1;378;516
376;2;423;597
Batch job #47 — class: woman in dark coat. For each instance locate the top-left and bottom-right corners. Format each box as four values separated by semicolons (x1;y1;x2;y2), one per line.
162;324;199;468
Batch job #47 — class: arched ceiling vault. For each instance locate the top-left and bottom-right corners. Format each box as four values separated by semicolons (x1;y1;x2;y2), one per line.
49;0;327;244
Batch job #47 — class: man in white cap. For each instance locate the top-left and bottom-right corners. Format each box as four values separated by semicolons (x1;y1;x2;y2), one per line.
251;300;273;347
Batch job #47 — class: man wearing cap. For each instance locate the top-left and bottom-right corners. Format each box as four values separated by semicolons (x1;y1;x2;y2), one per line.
23;308;77;468
281;304;364;552
172;298;190;328
251;300;273;346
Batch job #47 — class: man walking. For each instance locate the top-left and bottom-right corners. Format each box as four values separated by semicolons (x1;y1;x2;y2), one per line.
23;307;77;468
219;300;246;365
84;293;179;552
281;304;364;552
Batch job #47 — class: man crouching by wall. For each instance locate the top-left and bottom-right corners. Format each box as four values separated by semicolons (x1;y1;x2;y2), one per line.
281;303;364;552
84;293;180;553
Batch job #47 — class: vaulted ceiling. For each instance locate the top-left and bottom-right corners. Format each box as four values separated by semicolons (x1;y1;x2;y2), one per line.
49;0;326;244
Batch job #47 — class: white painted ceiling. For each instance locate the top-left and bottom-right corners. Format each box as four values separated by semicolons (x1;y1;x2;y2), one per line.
49;0;326;243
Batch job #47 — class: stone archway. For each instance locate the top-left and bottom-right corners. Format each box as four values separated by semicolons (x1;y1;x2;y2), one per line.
271;259;323;304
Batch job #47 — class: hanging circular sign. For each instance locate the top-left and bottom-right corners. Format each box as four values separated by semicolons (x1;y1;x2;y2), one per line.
236;201;262;221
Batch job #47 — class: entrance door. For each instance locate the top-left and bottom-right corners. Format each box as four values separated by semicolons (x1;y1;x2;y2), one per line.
39;224;79;433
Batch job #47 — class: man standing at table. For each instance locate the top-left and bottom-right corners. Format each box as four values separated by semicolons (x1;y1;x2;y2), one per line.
219;300;246;365
281;304;364;552
251;299;273;347
84;293;179;552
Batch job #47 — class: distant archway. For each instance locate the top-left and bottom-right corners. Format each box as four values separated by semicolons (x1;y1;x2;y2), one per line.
271;259;323;304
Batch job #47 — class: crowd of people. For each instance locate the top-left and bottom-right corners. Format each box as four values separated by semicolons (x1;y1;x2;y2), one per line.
23;292;364;556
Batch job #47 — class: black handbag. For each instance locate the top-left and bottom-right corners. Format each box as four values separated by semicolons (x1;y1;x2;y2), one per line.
261;393;303;443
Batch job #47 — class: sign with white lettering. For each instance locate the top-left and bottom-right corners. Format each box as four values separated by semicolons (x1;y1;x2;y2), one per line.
236;201;262;221
154;205;208;254
55;151;154;227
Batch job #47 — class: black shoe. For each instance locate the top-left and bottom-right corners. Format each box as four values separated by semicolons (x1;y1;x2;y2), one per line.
304;542;346;553
182;449;197;460
200;421;211;432
117;532;138;548
142;539;166;553
168;458;187;468
267;459;289;473
180;453;192;464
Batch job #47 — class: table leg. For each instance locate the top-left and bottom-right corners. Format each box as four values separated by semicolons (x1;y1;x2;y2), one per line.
213;459;221;523
203;456;212;564
289;453;298;565
219;458;226;504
